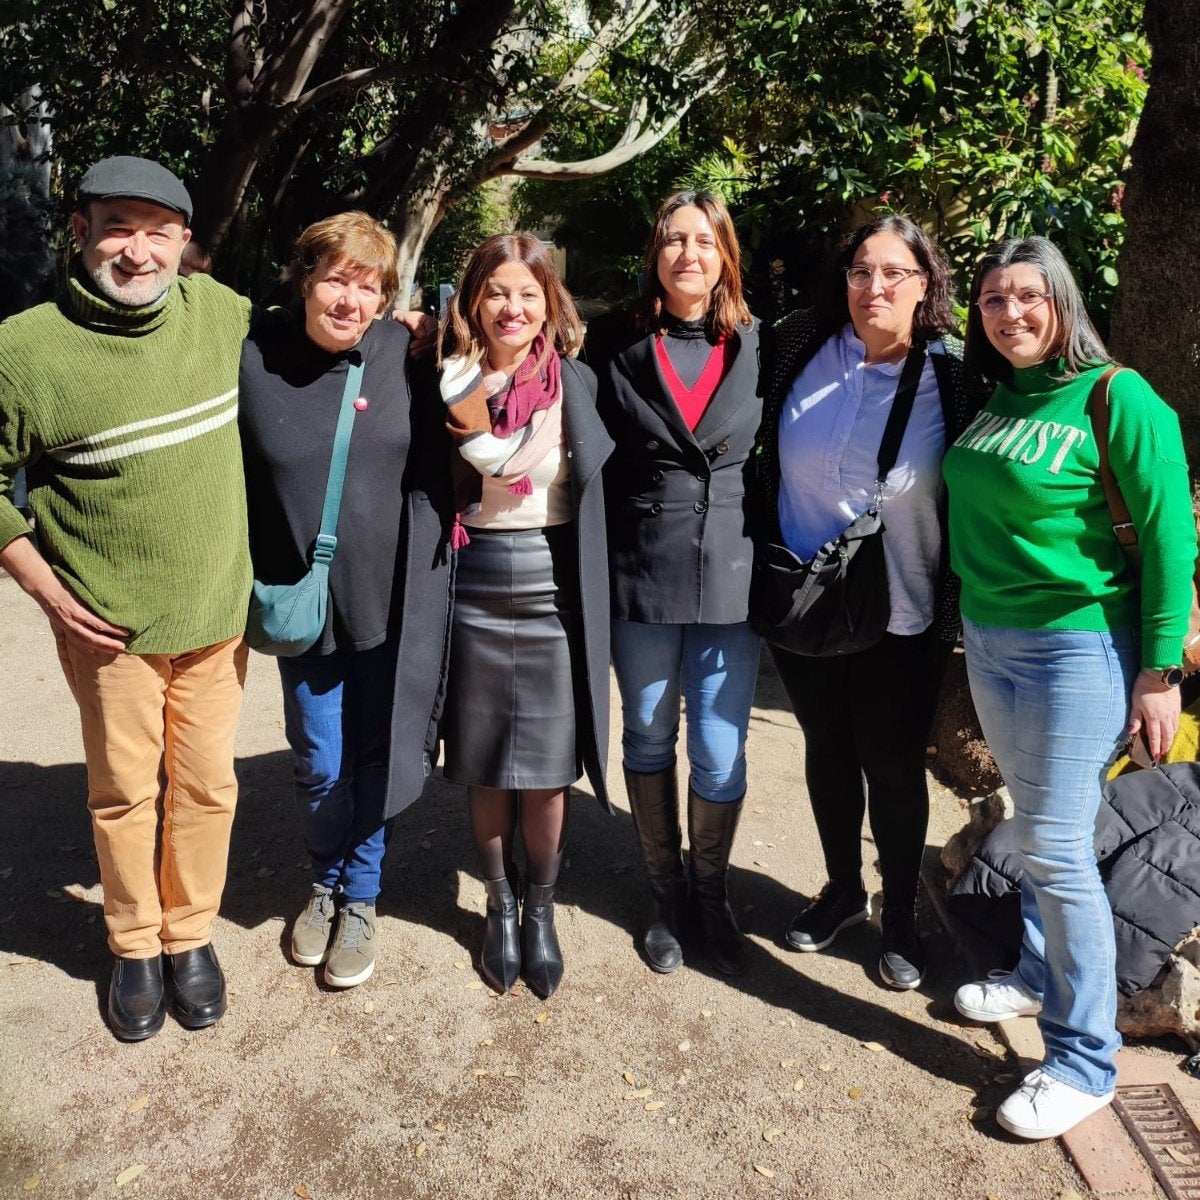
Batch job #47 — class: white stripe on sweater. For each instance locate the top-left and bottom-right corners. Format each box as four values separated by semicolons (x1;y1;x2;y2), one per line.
52;388;238;453
54;404;238;466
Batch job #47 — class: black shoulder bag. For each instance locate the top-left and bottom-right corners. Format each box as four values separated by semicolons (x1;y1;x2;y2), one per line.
749;343;926;656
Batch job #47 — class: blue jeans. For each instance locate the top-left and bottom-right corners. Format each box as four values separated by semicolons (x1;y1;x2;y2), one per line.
277;642;397;903
963;618;1135;1095
610;620;762;802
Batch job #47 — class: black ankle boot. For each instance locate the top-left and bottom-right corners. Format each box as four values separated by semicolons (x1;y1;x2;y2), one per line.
879;903;926;991
165;943;227;1029
687;788;749;976
481;877;521;993
625;765;686;973
108;954;166;1041
521;881;564;999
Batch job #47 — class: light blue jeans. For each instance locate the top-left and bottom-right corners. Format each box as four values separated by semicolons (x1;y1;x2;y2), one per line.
963;618;1136;1095
610;620;762;803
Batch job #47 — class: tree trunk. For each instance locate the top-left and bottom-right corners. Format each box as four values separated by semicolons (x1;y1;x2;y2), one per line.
392;179;453;308
1109;0;1200;459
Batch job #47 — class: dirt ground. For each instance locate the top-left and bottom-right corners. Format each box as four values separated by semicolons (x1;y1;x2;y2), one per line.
1;570;1107;1200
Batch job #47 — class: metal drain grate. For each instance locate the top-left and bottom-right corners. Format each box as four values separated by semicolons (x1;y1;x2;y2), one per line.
1111;1083;1200;1200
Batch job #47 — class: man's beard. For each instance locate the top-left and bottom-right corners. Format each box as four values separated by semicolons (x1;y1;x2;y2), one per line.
89;256;174;307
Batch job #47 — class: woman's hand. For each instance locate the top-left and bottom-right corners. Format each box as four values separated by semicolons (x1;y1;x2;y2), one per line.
1127;668;1182;764
392;309;437;358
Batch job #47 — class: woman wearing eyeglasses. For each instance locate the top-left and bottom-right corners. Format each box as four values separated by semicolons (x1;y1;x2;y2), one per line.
943;236;1194;1140
755;215;981;990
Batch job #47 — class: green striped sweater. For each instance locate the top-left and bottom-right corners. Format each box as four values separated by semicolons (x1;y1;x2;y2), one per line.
0;268;253;653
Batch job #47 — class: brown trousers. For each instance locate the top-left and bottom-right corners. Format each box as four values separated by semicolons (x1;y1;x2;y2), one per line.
55;634;248;957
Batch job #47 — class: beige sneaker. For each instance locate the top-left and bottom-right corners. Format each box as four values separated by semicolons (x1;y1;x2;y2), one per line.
290;885;335;966
324;903;377;988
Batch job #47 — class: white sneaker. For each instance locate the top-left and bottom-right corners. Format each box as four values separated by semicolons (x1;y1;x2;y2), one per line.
954;969;1042;1022
997;1068;1114;1139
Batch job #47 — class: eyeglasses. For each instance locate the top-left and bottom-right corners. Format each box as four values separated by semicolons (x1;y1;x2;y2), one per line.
977;291;1052;315
845;266;925;289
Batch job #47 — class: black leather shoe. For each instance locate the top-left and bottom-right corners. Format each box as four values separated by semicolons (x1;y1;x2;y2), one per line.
165;943;227;1029
879;905;926;990
481;877;521;993
521;881;564;999
108;955;166;1042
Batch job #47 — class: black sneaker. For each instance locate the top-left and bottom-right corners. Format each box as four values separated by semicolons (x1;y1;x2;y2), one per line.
785;883;870;952
879;905;926;990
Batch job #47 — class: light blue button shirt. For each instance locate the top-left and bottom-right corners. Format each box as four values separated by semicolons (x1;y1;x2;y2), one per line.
777;324;946;635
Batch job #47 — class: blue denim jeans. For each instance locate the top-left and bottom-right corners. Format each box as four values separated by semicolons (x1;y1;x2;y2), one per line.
277;641;397;903
963;618;1136;1095
610;620;762;802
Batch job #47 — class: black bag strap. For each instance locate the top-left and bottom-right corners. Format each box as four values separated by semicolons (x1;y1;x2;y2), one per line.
873;342;928;488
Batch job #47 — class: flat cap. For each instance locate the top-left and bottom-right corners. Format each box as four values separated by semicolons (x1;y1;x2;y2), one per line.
79;155;193;225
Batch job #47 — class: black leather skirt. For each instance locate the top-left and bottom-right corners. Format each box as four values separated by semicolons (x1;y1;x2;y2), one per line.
442;524;584;789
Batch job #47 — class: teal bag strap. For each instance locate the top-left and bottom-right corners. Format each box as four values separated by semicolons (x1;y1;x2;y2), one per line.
311;358;365;567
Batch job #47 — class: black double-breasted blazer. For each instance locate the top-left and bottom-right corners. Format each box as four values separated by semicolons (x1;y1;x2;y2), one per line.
585;315;765;624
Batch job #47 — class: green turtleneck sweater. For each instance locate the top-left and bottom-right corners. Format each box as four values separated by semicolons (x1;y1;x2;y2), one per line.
0;269;253;654
942;361;1194;670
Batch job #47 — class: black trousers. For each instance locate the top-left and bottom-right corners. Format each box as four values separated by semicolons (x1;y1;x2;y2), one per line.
770;627;950;912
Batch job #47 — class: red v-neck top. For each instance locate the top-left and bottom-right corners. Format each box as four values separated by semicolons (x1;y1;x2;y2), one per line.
654;333;732;430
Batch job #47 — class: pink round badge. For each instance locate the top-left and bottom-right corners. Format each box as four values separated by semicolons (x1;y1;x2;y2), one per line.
353;397;369;411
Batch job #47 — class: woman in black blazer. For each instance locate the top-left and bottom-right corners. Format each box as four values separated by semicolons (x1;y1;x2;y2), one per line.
439;234;613;999
754;215;981;990
586;191;763;977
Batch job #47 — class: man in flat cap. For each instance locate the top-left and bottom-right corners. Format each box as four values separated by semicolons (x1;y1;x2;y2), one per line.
0;155;252;1040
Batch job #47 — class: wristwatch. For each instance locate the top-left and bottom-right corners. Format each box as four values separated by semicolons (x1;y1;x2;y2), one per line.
1161;665;1185;688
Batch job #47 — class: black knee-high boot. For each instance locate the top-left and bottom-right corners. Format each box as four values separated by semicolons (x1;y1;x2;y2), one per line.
687;787;748;976
625;765;687;973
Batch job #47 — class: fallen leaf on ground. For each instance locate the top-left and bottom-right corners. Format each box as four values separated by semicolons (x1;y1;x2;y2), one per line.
466;982;484;991
432;1121;445;1132
701;1009;712;1018
1057;1191;1085;1200
862;1041;887;1052
780;1058;795;1068
678;1040;691;1052
473;1069;489;1077
504;1070;520;1078
645;1101;665;1111
385;1035;395;1043
847;1087;862;1100
286;981;300;990
1165;1146;1194;1166
534;1011;549;1024
453;962;466;971
817;1063;832;1072
362;1000;375;1014
753;1165;775;1179
294;1187;312;1199
623;1071;637;1085
624;1087;654;1100
480;1038;494;1046
762;1127;784;1144
969;1107;990;1122
418;840;432;850
125;1095;149;1113
415;1142;426;1158
792;1078;805;1092
115;1164;147;1187
329;1045;338;1057
971;1042;1005;1060
21;1174;40;1192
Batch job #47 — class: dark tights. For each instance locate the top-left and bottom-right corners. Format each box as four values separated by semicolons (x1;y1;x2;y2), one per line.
770;629;949;911
469;786;569;887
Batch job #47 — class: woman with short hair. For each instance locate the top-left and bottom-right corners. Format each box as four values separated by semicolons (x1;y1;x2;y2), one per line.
239;211;452;988
439;233;613;999
944;236;1194;1139
585;190;762;978
755;214;980;991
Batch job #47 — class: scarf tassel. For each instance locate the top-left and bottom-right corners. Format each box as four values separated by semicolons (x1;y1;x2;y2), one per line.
450;517;471;551
507;475;533;497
